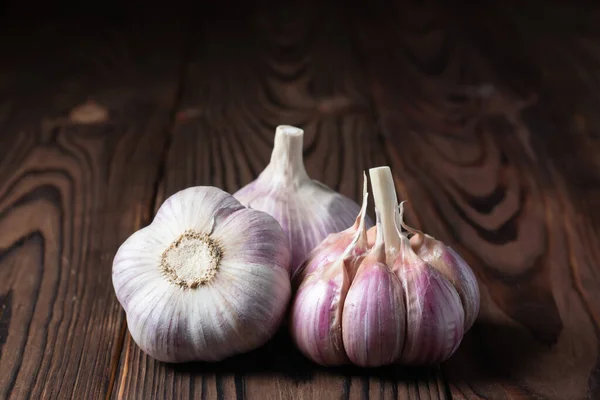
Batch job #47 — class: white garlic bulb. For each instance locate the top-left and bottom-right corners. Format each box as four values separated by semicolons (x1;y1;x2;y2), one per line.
234;125;373;276
112;186;292;363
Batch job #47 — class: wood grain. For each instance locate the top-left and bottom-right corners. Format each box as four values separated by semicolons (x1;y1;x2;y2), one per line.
2;1;599;399
0;13;187;400
113;2;450;399
350;1;600;399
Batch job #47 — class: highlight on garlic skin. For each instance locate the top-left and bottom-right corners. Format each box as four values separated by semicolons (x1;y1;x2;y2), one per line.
234;125;373;276
289;166;480;368
112;186;292;363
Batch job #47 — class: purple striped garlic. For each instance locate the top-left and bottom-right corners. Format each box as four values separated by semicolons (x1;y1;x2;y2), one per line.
289;166;477;368
112;186;291;363
234;125;373;276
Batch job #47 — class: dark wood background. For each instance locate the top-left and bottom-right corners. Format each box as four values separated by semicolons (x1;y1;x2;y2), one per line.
1;1;599;399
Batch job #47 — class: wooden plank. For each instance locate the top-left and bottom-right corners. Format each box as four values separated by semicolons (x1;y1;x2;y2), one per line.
0;12;187;399
350;1;600;399
114;2;450;399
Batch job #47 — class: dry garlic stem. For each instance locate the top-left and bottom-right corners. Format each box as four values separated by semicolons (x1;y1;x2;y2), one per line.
368;167;403;262
234;125;373;275
112;187;291;363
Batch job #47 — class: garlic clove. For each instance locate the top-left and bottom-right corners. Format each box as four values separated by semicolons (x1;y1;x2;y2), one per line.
292;173;371;286
234;125;373;275
393;235;465;365
342;211;405;367
112;186;291;363
410;235;480;331
289;257;351;366
400;204;480;331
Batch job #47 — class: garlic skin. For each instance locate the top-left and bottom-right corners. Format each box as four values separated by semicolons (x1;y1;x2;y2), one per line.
234;125;373;275
289;257;351;366
112;186;291;363
342;213;405;367
403;216;480;331
393;235;465;365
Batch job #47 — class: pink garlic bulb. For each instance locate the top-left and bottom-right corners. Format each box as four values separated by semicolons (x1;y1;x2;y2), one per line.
289;166;479;368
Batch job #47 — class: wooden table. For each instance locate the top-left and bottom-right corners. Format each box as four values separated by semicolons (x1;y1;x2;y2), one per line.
1;2;599;399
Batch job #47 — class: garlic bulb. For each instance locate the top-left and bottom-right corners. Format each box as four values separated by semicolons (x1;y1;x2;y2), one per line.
290;166;478;367
112;186;291;363
234;125;373;275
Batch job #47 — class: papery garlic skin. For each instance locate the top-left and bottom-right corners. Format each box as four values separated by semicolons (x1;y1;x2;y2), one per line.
112;186;291;363
393;236;465;365
409;232;480;331
289;259;350;366
342;216;405;367
234;125;372;275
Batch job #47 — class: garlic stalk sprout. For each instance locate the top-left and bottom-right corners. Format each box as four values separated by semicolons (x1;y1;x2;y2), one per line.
234;125;373;276
112;186;291;363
